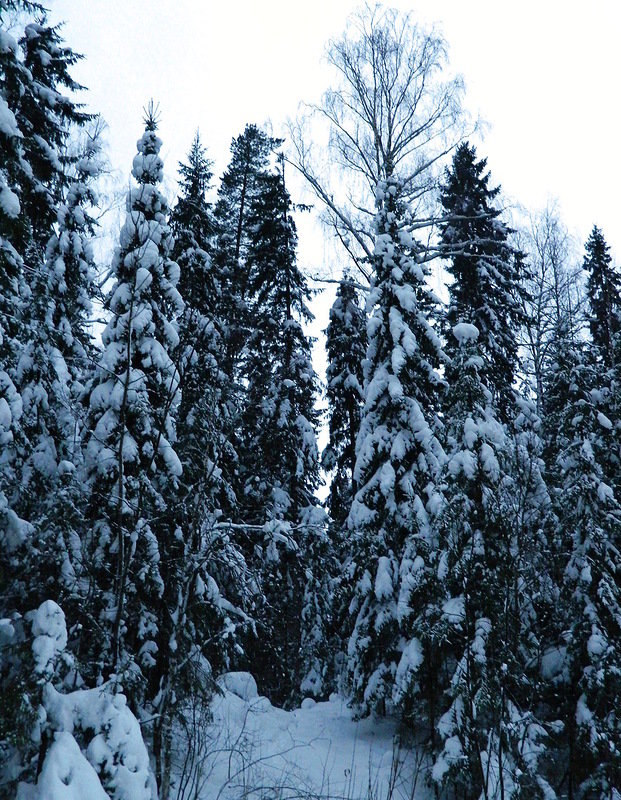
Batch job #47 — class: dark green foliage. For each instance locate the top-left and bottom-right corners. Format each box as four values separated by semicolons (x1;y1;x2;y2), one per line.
242;165;320;522
213;124;282;379
440;142;528;419
239;162;326;706
170;131;237;519
323;277;366;526
158;132;252;708
543;327;621;797
583;225;621;367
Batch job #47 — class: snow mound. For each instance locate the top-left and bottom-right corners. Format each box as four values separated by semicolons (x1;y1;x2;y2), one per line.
452;322;479;343
217;671;258;701
17;732;109;800
32;600;67;676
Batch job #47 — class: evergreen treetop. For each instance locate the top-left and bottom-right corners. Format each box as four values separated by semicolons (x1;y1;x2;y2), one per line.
323;275;366;526
440;142;528;418
583;224;621;366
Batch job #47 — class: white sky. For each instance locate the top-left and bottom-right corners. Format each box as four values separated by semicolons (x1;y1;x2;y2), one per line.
46;0;621;492
50;0;621;253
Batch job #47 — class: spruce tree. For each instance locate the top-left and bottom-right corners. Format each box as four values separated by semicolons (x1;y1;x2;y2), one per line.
16;22;90;257
440;142;527;419
1;13;95;622
0;9;99;789
322;276;366;527
583;225;621;367
151;134;253;796
13;131;101;622
170;131;237;531
433;324;554;798
0;9;30;574
82;108;184;698
346;176;446;719
0;15;32;777
241;162;326;704
213;123;281;380
543;329;621;797
606;329;621;499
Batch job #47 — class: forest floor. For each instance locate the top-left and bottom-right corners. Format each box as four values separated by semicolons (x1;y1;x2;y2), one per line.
172;672;427;800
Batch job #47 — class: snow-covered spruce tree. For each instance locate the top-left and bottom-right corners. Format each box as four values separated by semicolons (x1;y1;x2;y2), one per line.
150;134;253;799
212;123;282;383
45;130;100;381
5;600;156;800
322;276;367;685
346;176;446;722
82;108;183;700
16;21;90;258
581;227;621;503
542;328;621;797
583;225;621;368
170;131;249;671
433;324;554;799
20;131;101;599
440;142;528;420
0;13;97;634
606;329;621;499
322;275;366;527
0;11;105;793
0;6;32;600
170;132;240;536
0;10;53;784
240;161;328;705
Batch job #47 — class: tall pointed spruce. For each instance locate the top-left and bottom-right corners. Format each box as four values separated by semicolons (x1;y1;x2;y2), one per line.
440;142;527;419
347;176;446;719
4;16;96;621
323;276;366;527
583;225;621;367
213;123;282;382
433;324;554;798
82;107;183;693
543;328;621;797
241;160;327;705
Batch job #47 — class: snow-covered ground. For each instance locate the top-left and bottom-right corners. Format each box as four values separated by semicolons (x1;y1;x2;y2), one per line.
172;672;426;800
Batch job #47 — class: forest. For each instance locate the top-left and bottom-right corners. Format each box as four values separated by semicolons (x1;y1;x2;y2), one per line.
0;2;620;799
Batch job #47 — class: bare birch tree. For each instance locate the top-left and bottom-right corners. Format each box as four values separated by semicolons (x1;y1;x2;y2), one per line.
289;3;469;278
517;202;584;411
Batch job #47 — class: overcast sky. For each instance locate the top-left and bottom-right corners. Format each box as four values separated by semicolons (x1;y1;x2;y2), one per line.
45;0;620;484
50;0;621;256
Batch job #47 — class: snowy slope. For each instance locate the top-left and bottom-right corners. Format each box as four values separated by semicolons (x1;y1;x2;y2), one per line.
172;672;427;800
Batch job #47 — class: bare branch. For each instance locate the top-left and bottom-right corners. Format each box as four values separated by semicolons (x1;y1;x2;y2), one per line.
288;4;472;281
